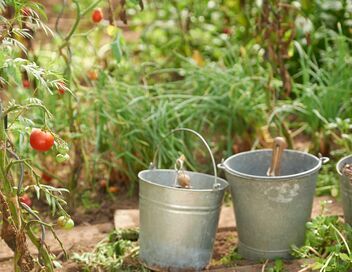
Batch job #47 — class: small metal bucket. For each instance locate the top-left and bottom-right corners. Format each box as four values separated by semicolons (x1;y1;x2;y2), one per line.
337;155;352;224
219;149;327;260
138;128;229;271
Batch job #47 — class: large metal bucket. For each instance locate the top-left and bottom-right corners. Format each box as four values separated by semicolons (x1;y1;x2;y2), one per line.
337;155;352;224
219;149;326;260
138;129;229;271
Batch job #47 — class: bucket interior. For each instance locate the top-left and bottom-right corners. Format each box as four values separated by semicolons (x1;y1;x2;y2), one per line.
337;155;352;175
224;150;320;178
139;169;228;190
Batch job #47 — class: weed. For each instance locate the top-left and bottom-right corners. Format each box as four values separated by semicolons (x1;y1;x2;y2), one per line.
316;163;339;197
72;228;144;271
219;247;242;266
266;259;284;272
293;215;352;272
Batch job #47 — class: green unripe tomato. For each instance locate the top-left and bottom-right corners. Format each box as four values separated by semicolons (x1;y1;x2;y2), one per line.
56;153;70;163
57;144;69;154
57;216;67;228
64;218;75;230
57;216;74;230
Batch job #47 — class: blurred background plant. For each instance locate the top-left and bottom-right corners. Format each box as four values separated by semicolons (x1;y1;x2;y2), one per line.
12;0;351;208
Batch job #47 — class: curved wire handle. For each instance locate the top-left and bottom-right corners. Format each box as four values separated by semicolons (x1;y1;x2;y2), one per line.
151;128;220;189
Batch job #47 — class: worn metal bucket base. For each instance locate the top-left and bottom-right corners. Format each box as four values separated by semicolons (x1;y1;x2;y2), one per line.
140;259;205;272
238;241;293;261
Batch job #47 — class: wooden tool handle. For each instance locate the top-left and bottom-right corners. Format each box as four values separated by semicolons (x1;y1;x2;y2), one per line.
267;137;287;177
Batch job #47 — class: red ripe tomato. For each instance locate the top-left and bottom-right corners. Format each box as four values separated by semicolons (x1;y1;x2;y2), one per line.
92;8;103;23
88;70;98;81
99;179;107;188
19;194;32;207
41;172;53;183
22;79;30;89
108;186;119;193
30;129;55;152
57;82;66;95
222;28;232;35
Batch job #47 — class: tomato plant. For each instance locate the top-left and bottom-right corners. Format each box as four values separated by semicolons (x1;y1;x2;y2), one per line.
0;1;73;271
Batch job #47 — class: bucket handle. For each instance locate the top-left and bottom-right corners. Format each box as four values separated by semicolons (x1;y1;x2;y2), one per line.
151;128;220;190
319;155;330;165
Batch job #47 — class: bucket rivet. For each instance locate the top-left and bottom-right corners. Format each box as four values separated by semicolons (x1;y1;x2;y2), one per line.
213;183;221;190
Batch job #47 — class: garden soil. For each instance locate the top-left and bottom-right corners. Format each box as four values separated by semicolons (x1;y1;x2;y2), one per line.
0;195;342;271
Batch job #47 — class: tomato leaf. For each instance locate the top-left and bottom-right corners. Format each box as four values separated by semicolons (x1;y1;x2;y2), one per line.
111;34;123;64
34;185;40;199
45;193;51;206
51;197;56;216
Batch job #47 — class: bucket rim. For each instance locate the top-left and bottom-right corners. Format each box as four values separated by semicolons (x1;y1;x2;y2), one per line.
336;154;352;176
138;169;229;192
222;149;322;180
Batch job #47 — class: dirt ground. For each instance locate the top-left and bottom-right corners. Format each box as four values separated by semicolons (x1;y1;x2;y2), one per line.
0;228;308;272
0;194;343;271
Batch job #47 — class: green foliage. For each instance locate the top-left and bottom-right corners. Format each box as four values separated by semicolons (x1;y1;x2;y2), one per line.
302;0;352;36
295;31;352;133
293;215;352;272
24;0;352;192
266;259;284;272
72;229;144;272
131;0;234;67
219;247;242;266
316;163;339;197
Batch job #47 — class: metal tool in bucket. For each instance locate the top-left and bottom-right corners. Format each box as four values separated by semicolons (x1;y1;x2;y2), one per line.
219;137;329;260
138;128;229;271
337;155;352;225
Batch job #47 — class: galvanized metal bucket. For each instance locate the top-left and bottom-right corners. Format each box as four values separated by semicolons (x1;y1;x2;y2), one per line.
138;128;229;271
337;155;352;225
219;149;327;260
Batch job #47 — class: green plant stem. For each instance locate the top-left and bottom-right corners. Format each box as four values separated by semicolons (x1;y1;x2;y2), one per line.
64;0;81;41
27;227;54;272
0;110;10;193
80;0;104;17
330;223;351;255
0;106;22;271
